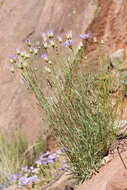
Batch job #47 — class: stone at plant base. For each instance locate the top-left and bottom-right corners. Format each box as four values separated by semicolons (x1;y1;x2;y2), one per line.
106;168;127;190
109;49;125;70
76;150;127;190
114;120;127;136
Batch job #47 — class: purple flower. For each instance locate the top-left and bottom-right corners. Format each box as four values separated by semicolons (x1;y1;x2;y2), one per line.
48;153;58;161
19;176;30;186
28;175;38;183
58;166;65;171
10;55;16;59
36;159;42;165
40;157;47;161
19;175;38;186
41;53;48;62
10;173;20;182
42;160;48;165
64;40;72;48
58;160;66;171
63;160;66;164
52;172;56;176
40;151;50;159
47;159;54;163
25;38;30;43
80;32;92;40
22;166;28;172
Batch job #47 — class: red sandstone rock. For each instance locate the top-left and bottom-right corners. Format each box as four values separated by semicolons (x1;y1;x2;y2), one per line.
106;167;127;190
0;0;97;141
76;150;127;190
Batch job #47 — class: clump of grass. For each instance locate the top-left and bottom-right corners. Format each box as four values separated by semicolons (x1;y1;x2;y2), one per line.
10;31;124;184
0;129;47;188
0;129;28;186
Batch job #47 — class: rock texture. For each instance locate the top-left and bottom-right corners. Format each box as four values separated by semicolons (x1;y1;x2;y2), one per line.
109;49;125;69
106;167;127;190
86;0;127;54
76;149;127;190
0;0;97;141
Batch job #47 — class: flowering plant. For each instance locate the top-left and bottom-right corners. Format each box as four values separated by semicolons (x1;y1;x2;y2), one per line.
10;30;123;184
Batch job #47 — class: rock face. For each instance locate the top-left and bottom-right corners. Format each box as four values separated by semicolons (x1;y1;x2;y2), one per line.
85;0;127;54
0;0;97;141
76;149;127;190
106;168;127;190
109;49;125;69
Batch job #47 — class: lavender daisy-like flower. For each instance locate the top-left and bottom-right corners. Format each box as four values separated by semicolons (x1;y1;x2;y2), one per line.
19;176;30;186
52;172;56;176
10;54;16;60
66;31;72;40
22;166;28;172
40;157;47;161
28;175;38;184
40;151;50;159
64;39;72;48
10;173;20;182
47;153;58;163
80;32;92;40
36;159;42;166
42;53;49;62
42;160;48;165
58;160;66;171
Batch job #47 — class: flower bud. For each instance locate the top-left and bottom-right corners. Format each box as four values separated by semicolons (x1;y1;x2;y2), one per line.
93;37;97;43
48;30;54;39
16;49;21;55
66;31;72;40
10;67;15;73
101;39;104;44
57;36;63;43
42;32;47;42
50;40;55;48
33;47;38;55
43;42;48;49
